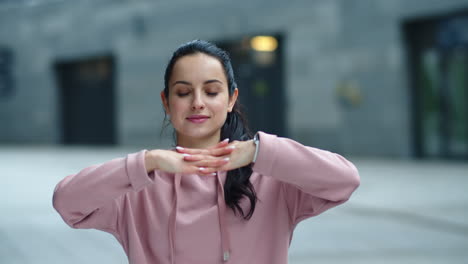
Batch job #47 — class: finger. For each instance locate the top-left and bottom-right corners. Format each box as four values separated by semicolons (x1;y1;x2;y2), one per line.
176;147;210;155
207;145;236;157
197;167;218;176
176;146;199;154
208;138;230;149
182;165;218;176
182;154;204;162
183;154;223;162
183;166;213;176
177;146;234;157
184;154;229;167
192;157;229;168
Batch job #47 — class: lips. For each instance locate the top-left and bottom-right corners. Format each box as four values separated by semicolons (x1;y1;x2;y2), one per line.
186;115;210;124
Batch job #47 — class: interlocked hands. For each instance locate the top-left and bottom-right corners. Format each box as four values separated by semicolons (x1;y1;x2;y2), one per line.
145;139;256;175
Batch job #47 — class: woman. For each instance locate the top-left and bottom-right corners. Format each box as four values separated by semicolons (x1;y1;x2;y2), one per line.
53;40;360;264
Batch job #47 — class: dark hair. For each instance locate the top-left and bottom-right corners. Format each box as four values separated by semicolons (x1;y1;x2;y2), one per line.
163;40;257;219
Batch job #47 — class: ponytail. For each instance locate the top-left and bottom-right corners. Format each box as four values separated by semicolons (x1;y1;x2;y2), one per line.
221;103;257;220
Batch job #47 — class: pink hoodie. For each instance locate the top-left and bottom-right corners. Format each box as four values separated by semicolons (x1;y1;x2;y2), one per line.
53;132;360;264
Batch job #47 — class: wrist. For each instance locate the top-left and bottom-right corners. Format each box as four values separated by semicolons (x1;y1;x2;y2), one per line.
145;150;160;172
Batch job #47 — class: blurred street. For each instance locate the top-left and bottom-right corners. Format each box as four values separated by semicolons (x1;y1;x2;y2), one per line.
1;146;467;264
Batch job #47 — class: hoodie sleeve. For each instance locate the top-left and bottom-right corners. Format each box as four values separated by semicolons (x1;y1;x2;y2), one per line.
251;132;360;226
52;150;154;233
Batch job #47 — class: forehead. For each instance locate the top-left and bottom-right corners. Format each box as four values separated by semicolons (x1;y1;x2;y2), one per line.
170;53;227;84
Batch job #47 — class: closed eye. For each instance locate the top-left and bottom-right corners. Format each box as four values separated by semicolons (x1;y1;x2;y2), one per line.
177;92;190;97
207;92;218;97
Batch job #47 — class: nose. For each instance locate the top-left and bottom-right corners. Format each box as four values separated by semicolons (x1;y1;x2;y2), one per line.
191;91;205;110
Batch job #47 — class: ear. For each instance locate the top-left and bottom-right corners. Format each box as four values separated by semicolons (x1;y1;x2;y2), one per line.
160;91;170;115
228;88;239;112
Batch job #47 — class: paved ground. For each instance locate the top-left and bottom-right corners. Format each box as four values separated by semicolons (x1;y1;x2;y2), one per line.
1;146;467;264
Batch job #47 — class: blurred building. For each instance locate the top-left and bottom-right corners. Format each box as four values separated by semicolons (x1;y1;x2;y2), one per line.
0;0;467;159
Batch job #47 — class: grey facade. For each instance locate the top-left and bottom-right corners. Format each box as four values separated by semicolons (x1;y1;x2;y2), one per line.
1;0;468;157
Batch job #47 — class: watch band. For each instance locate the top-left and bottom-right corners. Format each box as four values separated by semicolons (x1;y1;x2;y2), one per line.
252;133;260;163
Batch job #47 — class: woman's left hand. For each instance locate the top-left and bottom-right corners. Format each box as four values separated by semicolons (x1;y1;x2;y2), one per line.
176;140;256;174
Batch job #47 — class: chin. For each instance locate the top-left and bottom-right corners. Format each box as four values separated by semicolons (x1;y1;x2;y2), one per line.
185;131;218;140
178;126;222;140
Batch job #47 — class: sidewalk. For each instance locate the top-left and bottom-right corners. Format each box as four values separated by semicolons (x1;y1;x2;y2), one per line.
289;158;468;264
1;147;467;263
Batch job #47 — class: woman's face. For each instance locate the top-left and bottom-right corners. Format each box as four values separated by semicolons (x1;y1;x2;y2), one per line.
161;53;238;143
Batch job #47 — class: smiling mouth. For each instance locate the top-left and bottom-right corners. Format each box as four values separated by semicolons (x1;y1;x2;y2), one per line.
186;116;210;123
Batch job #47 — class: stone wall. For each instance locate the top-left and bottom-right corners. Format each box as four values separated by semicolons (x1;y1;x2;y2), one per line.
1;0;468;156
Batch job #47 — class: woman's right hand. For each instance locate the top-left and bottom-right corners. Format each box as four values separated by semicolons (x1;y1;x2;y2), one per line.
145;140;234;175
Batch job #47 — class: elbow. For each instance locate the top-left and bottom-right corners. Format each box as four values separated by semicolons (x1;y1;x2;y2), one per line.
52;183;80;228
52;183;65;214
349;162;361;190
341;162;360;201
325;170;360;203
335;154;360;189
52;186;70;225
339;154;361;189
53;199;82;229
331;159;360;202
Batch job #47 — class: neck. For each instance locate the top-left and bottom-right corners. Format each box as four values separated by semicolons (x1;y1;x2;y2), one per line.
176;133;221;149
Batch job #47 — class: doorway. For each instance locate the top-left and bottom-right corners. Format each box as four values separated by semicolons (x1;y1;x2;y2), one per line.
216;34;286;137
404;13;468;159
54;55;116;145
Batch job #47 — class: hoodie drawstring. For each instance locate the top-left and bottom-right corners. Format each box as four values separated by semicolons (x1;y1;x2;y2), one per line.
216;172;231;262
169;173;181;264
168;172;231;263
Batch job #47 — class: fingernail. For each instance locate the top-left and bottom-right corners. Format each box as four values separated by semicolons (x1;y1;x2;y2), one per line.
223;157;230;161
176;146;184;150
211;173;217;176
183;154;191;157
223;138;229;142
198;167;206;171
227;146;236;149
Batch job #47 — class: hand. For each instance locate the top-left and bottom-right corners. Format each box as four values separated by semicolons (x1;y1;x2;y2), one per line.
175;140;256;174
146;140;234;176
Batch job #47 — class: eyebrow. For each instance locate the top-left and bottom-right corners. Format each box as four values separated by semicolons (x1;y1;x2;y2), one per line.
171;79;223;87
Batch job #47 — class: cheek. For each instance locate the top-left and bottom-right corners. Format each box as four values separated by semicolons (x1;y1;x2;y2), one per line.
168;99;187;115
213;101;229;112
211;101;230;124
210;96;230;111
